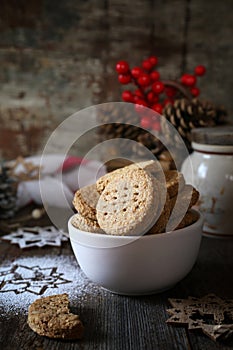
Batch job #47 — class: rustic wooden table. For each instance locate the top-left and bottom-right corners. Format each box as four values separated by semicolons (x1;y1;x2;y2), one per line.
0;208;233;350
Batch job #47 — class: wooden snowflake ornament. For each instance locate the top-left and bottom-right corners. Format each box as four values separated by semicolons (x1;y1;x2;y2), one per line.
166;294;233;341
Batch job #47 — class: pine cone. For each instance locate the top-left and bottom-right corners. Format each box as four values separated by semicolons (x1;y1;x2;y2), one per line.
96;103;165;159
97;103;140;138
161;98;227;151
0;164;17;219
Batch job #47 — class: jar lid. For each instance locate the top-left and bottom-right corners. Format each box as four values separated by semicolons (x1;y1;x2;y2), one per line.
191;126;233;146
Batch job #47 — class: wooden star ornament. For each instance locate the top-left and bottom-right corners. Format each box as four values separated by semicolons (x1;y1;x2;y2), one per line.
166;294;233;341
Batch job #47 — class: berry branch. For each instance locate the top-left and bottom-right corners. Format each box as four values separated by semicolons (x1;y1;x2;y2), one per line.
162;80;192;100
116;56;206;130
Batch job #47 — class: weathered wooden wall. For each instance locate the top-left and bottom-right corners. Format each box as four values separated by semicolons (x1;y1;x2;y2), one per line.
0;0;232;159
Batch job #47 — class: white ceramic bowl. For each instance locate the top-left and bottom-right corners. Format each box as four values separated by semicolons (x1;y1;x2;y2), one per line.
68;210;203;295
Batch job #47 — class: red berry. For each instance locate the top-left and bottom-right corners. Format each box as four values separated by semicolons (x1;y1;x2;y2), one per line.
135;98;147;111
142;59;153;71
148;56;158;66
131;66;143;79
146;91;159;105
191;87;200;97
134;89;144;98
152;81;164;94
135;99;147;106
140;115;152;129
122;90;134;102
116;60;130;74
134;95;142;103
163;98;173;106
147;91;156;103
118;74;131;84
181;74;196;87
152;121;161;131
137;73;151;86
152;103;163;114
150;71;160;81
194;65;206;76
165;86;176;97
152;95;159;104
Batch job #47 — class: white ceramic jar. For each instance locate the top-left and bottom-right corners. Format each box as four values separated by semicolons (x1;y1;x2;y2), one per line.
181;126;233;237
